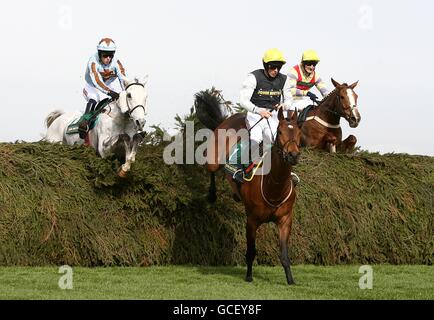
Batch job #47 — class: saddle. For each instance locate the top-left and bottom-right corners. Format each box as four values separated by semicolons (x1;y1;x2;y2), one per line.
66;98;111;135
297;104;316;127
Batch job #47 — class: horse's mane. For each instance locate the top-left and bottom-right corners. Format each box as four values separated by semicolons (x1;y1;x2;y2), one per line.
315;88;337;107
316;82;354;107
314;82;348;108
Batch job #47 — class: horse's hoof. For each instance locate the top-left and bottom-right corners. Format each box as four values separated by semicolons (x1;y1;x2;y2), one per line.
118;168;128;178
245;276;253;282
287;279;296;285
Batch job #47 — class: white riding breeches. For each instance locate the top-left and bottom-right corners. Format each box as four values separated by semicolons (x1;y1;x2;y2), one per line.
246;110;279;144
291;97;314;112
83;82;120;103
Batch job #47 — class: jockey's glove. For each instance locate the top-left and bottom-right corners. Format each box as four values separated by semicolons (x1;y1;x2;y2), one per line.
306;91;318;102
108;90;120;100
253;106;265;114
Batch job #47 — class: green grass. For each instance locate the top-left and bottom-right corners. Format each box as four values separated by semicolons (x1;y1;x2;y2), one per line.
0;265;432;300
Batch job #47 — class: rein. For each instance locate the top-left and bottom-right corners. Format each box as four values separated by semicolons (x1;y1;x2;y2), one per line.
261;172;293;208
318;87;357;119
305;90;342;128
260;123;296;208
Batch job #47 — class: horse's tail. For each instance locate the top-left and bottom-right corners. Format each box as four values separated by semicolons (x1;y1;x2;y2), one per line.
45;110;64;129
194;89;230;130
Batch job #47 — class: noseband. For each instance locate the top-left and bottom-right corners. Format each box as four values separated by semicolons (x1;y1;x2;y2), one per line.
326;90;356;120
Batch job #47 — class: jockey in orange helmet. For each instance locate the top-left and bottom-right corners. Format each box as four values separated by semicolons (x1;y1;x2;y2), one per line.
79;38;127;139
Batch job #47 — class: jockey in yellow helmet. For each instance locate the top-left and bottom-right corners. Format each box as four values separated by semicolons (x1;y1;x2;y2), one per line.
287;50;329;113
240;48;293;146
234;48;299;184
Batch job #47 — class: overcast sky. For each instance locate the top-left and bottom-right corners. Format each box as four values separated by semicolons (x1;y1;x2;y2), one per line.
1;0;433;155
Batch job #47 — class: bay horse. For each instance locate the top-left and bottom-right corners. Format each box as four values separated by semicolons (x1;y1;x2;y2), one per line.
299;78;361;153
195;90;301;285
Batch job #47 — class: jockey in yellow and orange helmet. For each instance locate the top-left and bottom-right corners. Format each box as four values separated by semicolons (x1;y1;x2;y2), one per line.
287;49;329;111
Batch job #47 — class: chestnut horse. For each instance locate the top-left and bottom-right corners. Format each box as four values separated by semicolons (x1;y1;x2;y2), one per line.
195;90;301;285
299;78;361;152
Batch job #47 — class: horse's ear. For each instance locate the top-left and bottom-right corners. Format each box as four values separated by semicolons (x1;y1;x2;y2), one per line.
278;107;284;121
349;80;359;89
141;74;149;87
331;78;341;88
123;77;132;87
291;108;298;122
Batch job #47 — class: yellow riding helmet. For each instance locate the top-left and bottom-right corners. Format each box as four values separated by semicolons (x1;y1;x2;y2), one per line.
263;48;286;64
302;49;320;62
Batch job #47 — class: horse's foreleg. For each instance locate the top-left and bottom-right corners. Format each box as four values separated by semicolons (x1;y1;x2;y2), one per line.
118;134;132;177
338;135;357;153
124;133;143;169
278;216;295;285
245;218;258;282
130;133;144;162
325;134;338;153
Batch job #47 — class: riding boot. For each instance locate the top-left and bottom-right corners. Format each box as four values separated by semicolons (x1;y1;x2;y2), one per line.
79;99;97;139
247;140;263;162
231;140;262;184
85;99;97;114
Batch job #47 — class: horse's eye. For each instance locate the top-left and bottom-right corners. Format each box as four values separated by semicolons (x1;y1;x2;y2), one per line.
127;93;132;99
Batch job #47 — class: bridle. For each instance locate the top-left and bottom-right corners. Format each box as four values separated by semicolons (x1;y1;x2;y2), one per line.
124;82;146;117
274;123;299;163
325;88;356;121
247;113;299;162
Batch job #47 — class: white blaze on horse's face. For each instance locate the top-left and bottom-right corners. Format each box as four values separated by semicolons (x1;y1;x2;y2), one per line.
345;88;360;128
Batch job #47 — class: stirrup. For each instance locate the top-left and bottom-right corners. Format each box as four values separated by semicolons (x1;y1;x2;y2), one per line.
232;169;245;184
78;123;89;139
